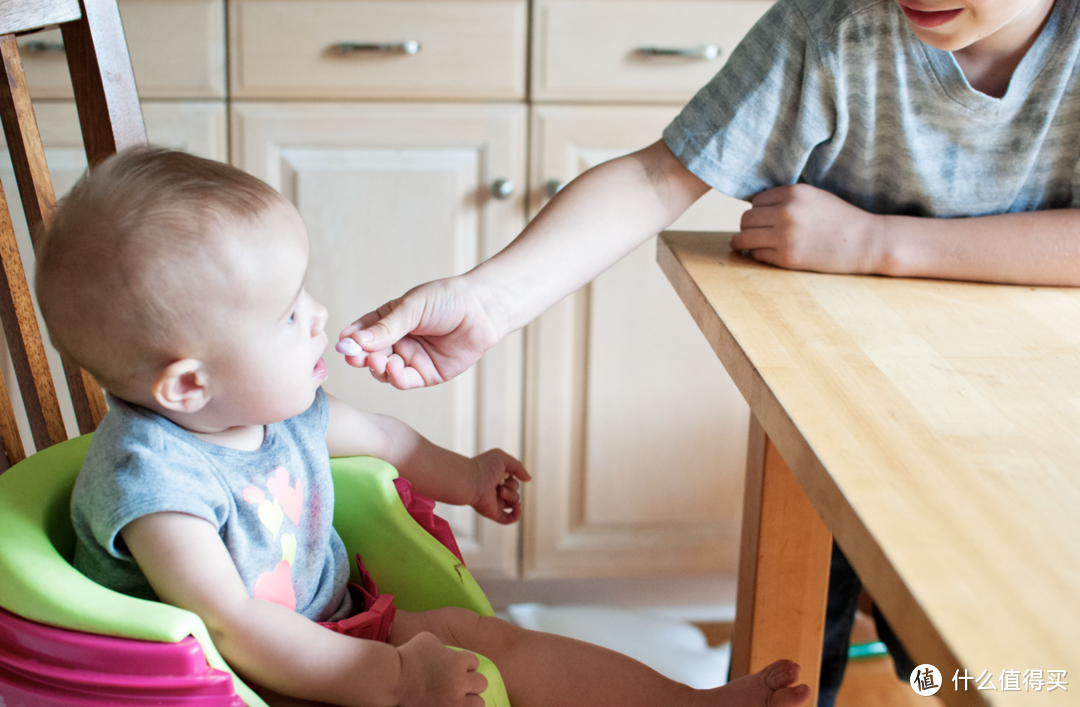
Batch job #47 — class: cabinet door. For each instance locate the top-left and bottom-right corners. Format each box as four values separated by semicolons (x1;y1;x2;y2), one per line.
0;101;227;451
524;104;750;578
232;103;527;578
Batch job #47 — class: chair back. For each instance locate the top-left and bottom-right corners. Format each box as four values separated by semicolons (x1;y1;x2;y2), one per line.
0;0;146;470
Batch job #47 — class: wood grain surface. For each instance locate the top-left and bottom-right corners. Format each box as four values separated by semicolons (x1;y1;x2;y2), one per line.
659;231;1078;706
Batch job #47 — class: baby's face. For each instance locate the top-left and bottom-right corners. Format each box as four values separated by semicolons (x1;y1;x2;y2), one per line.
203;204;329;426
894;0;1056;53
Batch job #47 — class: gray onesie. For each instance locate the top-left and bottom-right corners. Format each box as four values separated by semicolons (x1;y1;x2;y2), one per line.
71;388;352;622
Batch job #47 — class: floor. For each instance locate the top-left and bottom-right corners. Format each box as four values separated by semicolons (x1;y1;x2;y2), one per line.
694;612;946;707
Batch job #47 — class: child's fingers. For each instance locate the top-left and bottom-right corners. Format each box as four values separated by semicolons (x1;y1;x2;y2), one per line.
507;458;532;482
730;227;779;252
498;484;519;505
495;503;521;524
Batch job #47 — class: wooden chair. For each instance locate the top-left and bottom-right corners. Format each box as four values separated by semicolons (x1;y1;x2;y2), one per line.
0;0;146;471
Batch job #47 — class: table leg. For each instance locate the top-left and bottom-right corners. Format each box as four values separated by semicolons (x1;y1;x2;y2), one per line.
730;415;832;705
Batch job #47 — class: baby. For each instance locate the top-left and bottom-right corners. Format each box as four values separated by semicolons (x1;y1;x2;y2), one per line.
37;147;809;707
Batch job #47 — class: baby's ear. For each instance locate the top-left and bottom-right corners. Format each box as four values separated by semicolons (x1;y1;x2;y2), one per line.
152;359;210;413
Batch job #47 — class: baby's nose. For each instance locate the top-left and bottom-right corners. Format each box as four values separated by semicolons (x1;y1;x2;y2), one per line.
312;301;329;333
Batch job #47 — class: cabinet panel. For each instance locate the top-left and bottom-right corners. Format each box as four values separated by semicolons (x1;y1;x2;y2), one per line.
533;0;772;103
523;105;751;578
0;101;227;451
232;102;526;577
229;0;527;100
20;0;226;99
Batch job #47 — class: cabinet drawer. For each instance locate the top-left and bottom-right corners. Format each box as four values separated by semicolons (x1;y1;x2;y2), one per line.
19;0;226;100
533;0;772;103
229;0;527;100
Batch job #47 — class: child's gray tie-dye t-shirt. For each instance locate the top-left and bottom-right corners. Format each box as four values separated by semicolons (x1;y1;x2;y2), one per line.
664;0;1080;217
71;388;353;622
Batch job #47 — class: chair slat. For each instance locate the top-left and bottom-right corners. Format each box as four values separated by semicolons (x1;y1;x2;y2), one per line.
0;0;80;36
0;181;66;453
0;35;105;434
61;0;146;165
0;36;54;242
0;353;24;469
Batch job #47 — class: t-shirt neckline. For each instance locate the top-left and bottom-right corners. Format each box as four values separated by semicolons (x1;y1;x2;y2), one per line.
913;0;1072;114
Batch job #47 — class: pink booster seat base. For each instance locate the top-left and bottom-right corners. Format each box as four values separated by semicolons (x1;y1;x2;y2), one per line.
0;606;243;705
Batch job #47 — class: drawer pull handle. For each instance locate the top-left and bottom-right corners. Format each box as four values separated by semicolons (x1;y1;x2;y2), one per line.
331;41;421;56
545;179;566;199
491;179;515;200
22;41;65;55
635;44;721;61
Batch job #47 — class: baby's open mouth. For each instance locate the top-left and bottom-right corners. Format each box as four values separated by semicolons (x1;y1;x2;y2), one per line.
313;357;327;380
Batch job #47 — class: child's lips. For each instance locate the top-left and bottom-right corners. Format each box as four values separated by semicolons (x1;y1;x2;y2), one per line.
900;3;962;28
313;357;327;381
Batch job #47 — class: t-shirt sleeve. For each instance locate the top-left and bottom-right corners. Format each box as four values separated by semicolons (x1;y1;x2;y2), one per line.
663;0;836;200
73;417;231;562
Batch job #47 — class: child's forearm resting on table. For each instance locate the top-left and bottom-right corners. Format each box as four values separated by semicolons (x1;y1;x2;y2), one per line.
878;209;1080;286
121;512;408;707
734;183;1080;286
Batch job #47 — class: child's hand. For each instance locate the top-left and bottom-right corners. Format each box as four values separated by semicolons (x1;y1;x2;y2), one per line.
396;632;487;707
338;276;504;390
731;184;885;275
470;449;531;524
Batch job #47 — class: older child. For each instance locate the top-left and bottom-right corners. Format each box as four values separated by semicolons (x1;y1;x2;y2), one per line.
338;0;1079;704
37;147;809;707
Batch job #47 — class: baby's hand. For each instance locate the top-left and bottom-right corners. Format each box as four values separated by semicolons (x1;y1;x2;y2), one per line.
396;632;487;707
470;449;531;524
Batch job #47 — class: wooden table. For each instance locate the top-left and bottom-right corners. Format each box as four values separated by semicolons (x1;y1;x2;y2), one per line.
658;231;1079;707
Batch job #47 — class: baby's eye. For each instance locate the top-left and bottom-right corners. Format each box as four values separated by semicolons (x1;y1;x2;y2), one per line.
288;310;297;324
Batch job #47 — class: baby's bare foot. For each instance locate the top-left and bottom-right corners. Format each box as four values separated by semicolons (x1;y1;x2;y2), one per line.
697;659;810;707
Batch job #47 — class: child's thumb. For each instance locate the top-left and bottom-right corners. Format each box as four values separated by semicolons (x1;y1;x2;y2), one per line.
355;302;420;352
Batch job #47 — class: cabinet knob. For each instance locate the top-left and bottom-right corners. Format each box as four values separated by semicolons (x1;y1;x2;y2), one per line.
491;179;515;199
331;40;421;56
634;44;721;61
545;179;566;199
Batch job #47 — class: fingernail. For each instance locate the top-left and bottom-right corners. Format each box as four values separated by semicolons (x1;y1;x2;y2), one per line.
335;338;363;356
358;330;374;343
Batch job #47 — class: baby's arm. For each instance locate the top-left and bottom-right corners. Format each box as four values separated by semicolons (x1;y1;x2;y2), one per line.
733;184;1080;286
121;512;487;706
325;393;530;522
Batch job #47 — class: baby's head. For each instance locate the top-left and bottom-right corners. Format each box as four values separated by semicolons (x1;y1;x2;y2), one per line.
37;147;329;427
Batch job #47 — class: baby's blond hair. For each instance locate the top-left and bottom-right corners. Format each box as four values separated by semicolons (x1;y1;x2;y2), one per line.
36;147;286;396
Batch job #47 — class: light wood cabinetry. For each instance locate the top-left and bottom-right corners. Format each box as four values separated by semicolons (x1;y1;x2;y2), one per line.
229;0;527;99
19;0;226;100
523;105;752;578
13;0;774;588
532;0;769;103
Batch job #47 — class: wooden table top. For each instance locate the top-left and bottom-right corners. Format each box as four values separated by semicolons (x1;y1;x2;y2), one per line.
658;231;1078;704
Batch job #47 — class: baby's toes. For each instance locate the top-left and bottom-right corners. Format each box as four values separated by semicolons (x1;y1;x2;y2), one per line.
761;659;801;690
769;683;810;707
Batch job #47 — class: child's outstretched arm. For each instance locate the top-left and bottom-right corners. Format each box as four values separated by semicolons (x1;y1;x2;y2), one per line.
325;393;530;522
336;139;709;390
733;183;1080;286
121;512;488;706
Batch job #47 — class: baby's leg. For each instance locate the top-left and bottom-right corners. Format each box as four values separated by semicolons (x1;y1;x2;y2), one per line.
391;608;809;707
